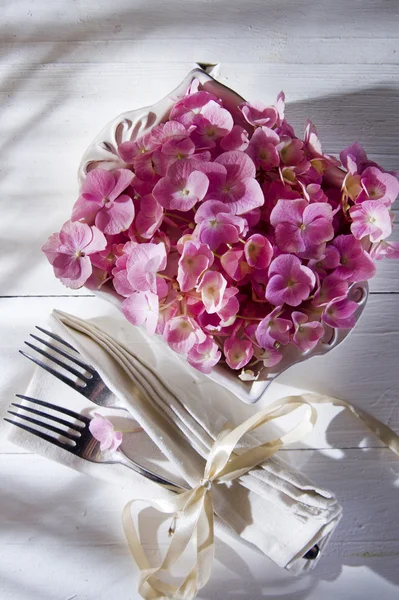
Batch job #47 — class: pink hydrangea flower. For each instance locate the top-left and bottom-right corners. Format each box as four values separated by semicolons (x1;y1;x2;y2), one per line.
135;195;164;239
245;127;280;171
256;306;292;347
221;248;253;281
370;240;399;260
322;297;358;329
217;288;240;325
239;101;278;128
122;290;159;335
42;221;107;289
356;166;399;206
312;275;348;307
270;199;334;256
89;413;122;451
170;90;219;126
259;343;283;368
191;100;234;147
153;161;209;211
125;242;167;294
194;200;247;250
220;125;250;151
224;338;254;370
72;168;135;235
244;234;273;269
177;240;214;291
292;311;324;352
277;137;309;171
197;271;227;314
163;316;206;354
206;151;264;214
187;337;221;373
308;246;340;277
332;235;376;281
266;254;316;307
350;200;392;242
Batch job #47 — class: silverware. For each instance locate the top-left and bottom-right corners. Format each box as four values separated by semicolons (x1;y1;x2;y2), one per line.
20;327;117;407
5;394;185;493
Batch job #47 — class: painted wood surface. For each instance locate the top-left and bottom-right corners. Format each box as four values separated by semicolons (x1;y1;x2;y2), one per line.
1;1;398;598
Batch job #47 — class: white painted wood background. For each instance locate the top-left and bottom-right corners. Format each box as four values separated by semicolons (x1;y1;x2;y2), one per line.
1;1;399;598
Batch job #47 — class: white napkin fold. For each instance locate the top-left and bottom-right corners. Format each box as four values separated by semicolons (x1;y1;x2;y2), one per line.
8;309;342;573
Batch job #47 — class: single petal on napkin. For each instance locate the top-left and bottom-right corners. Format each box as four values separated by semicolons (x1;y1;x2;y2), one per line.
9;308;342;573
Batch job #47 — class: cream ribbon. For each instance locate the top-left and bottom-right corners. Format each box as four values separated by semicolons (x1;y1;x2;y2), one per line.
122;393;399;600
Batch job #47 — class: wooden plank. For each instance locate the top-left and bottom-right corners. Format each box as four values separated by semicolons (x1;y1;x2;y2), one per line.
1;295;398;452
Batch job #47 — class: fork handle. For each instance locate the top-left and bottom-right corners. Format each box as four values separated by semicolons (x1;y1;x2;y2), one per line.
115;450;187;493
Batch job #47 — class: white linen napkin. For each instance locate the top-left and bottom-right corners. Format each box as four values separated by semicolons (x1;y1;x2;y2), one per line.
8;309;342;574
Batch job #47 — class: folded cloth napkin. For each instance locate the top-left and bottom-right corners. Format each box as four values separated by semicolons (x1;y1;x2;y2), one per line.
8;309;342;576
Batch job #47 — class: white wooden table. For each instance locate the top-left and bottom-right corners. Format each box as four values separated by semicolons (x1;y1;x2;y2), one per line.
1;2;399;598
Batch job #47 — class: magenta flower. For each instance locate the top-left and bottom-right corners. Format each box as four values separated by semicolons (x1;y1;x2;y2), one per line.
197;271;227;314
118;132;159;163
187;337;221;373
308;246;340;277
277;137;308;171
191;100;234;147
221;248;252;281
244;234;273;269
224;338;254;370
170;90;219;126
72;168;135;235
245;127;280;171
194;200;247;250
259;344;283;368
122;290;159;335
356;166;399;206
135;195;164;239
152;137;197;175
239;101;278;128
256;306;292;347
177;241;214;291
163;316;206;354
220;125;249;151
370;240;399;261
350;200;392;242
207;151;264;214
217;288;240;325
322;297;358;329
312;275;348;307
340;142;368;174
332;235;376;281
89;413;123;451
292;312;324;352
153;161;209;211
125;242;167;294
270;199;334;256
266;254;316;307
42;221;107;289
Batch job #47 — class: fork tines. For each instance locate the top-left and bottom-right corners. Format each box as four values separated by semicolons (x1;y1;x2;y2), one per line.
20;327;96;390
4;394;89;452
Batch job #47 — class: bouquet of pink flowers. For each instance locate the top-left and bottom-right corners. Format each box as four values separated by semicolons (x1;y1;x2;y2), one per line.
43;78;399;379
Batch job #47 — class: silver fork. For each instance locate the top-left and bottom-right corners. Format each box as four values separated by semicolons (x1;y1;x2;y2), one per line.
5;395;185;493
20;327;118;407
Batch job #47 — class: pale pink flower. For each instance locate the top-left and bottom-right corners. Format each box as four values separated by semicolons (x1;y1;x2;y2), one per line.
197;271;227;314
370;240;399;260
239;101;278;128
194;200;247;249
292;312;324;352
259;344;283;368
340;142;368;174
191;100;234;147
356;166;399;206
332;235;376;281
170;90;219;126
187;337;221;373
350;200;392;242
270;199;334;256
89;413;122;451
256;306;292;347
224;338;254;370
304;121;340;169
153;161;209;211
266;254;316;307
207;151;264;214
220;125;250;151
125;242;167;294
42;221;107;289
301;183;329;203
245;127;280;171
221;248;253;281
177;241;214;291
163;316;206;354
135;195;164;239
118;132;159;163
244;234;273;269
122;290;159;335
322;297;358;329
217;288;240;325
275;91;285;124
72;168;135;235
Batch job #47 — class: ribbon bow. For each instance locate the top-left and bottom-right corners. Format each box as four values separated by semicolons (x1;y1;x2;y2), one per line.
122;392;399;600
